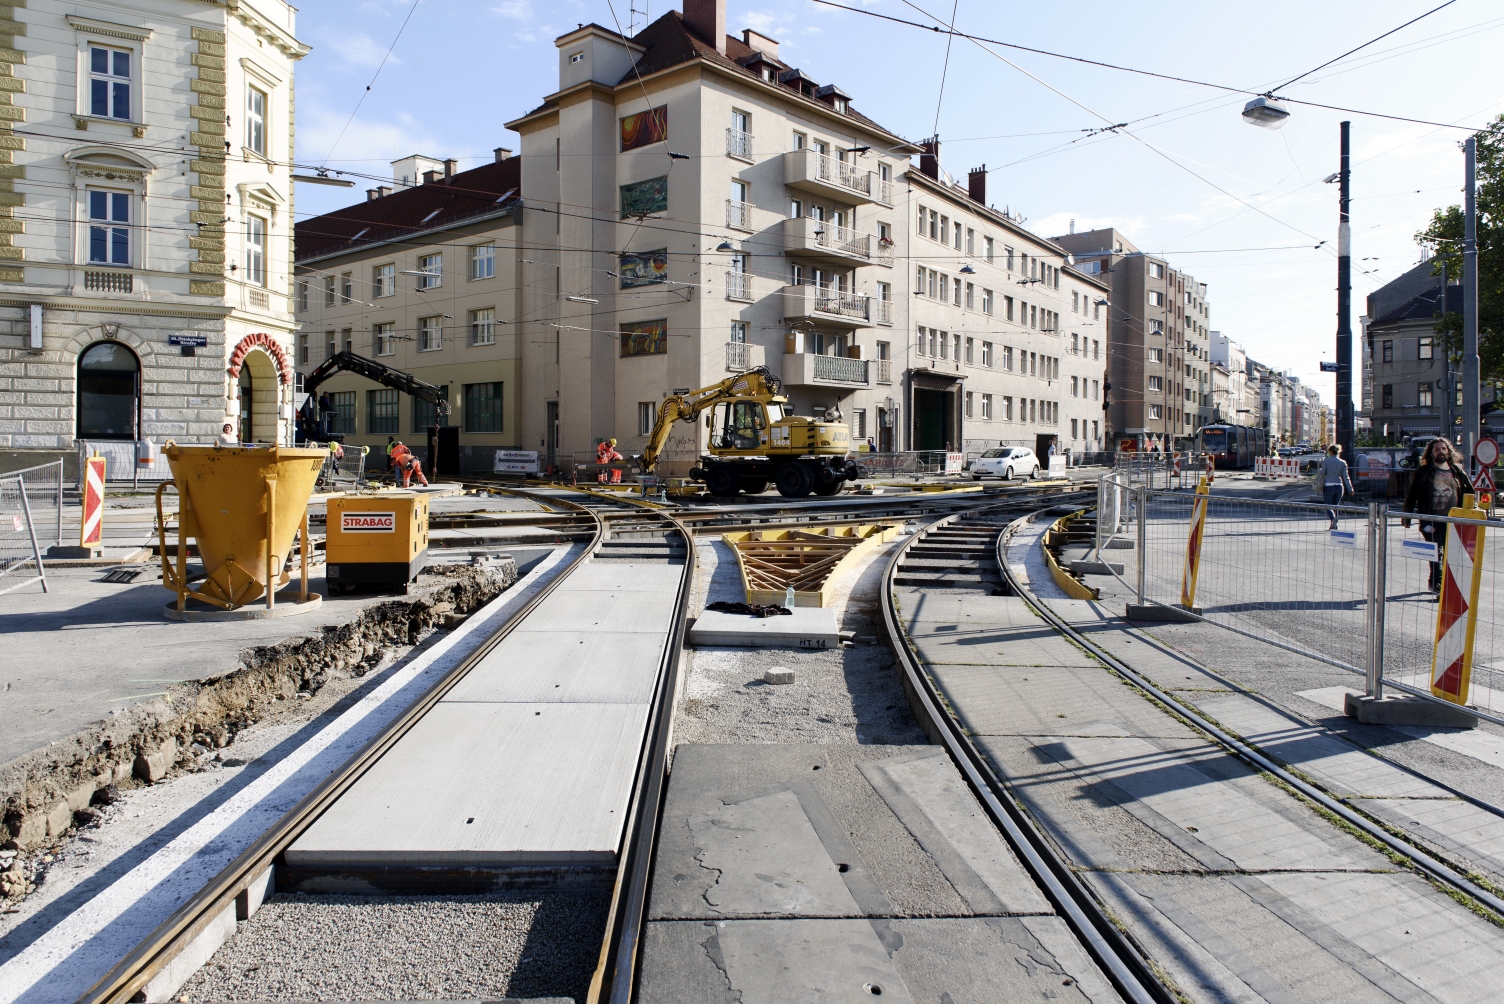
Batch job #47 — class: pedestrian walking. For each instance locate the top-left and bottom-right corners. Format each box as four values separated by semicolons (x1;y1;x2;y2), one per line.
1319;444;1354;530
1401;438;1472;594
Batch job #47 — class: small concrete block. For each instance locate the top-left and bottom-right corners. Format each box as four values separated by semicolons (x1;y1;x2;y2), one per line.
44;800;71;839
236;864;274;920
1125;603;1201;622
134;738;177;783
1069;559;1125;575
1344;692;1479;728
763;667;796;685
689;607;840;650
1103;538;1135;549
47;545;100;558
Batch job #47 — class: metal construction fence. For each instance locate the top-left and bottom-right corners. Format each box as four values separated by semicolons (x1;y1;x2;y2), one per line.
1096;473;1504;726
0;465;54;595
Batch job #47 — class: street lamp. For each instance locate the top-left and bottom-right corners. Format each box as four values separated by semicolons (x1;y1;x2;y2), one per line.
1241;95;1291;129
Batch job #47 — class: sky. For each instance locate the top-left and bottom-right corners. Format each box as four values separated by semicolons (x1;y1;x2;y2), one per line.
286;0;1504;404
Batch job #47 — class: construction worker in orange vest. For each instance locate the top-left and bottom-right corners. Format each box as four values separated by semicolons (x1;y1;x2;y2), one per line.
390;443;429;488
596;438;623;483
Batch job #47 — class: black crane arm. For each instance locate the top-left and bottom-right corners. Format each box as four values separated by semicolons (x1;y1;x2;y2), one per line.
302;350;450;414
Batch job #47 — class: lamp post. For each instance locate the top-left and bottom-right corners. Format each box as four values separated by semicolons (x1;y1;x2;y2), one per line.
1463;136;1481;468
1336;122;1355;461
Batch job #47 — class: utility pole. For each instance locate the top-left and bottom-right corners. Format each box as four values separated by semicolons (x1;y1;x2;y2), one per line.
1336;121;1355;459
1439;264;1452;441
1463;135;1480;469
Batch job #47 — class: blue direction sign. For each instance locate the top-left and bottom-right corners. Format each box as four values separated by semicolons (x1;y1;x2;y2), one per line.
169;335;208;347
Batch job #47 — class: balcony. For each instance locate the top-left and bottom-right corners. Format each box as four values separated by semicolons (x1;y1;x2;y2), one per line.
726;341;766;372
874;298;893;325
726;198;753;231
784;148;883;205
726;128;754;161
875;359;893;384
725;270;752;301
783;351;869;387
781;216;886;268
781;284;870;328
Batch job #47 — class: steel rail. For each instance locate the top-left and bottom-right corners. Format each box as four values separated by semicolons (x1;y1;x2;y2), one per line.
73;490;607;1004
997;507;1504;923
881;502;1179;1004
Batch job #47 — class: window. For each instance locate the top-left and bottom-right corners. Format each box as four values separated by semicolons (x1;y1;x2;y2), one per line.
978;393;991;420
1001;345;1014;371
940;215;948;245
89;46;131;120
1418;336;1434;360
1148;290;1164;306
984;237;994;263
465;382;504;432
954;223;962;251
569;51;584;64
954;279;962;307
939;274;948;303
1005;296;1014;321
1150;262;1164;279
471;243;495;280
1093;339;1100;360
246;86;266;155
375;322;395;356
340;272;352;303
1382;384;1393;409
368;389;399;434
1092;380;1099;400
917;204;926;234
420;315;443;351
76;341;139;439
966;228;975;255
329;392;356;435
471;308;495;346
324;276;336;306
854;409;866;439
730;320;748;343
929;209;938;240
939;329;948;359
1071;419;1079;439
374;263;395;297
1382;340;1393;363
982;288;994;315
418;253;442;289
1072;291;1079;312
1418;384;1433;408
981;341;993;367
1149;318;1164;335
1148;404;1163;420
326;330;336;359
790;198;803;219
638;402;658;437
1148;376;1164;392
245;216;267;286
87;189;130;266
1071;376;1079;397
877;281;890;303
965;337;974;364
965;391;974;418
297;280;308;312
342;328;353;353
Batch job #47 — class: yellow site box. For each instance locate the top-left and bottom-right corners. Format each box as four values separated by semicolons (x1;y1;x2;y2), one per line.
325;493;429;593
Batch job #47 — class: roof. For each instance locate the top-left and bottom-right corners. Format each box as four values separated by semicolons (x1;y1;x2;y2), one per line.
294;156;522;263
1373;283;1462;327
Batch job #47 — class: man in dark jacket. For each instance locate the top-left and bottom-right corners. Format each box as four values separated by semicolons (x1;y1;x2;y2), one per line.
1402;438;1473;592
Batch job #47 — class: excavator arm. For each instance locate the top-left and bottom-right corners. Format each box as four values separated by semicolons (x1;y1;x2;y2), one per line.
302;350;451;415
638;366;781;472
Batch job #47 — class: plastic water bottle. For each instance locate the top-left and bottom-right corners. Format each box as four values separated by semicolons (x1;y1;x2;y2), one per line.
785;585;795;610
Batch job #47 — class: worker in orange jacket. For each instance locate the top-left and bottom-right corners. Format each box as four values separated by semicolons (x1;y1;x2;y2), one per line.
390;444;430;488
596;438;623;483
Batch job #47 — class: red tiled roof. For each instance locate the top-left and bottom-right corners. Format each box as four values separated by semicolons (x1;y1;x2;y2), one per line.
294;156;522;262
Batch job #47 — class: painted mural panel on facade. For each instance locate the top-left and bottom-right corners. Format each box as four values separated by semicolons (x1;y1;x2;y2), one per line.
619;248;668;288
620;106;667;151
620;319;667;357
620;176;668;218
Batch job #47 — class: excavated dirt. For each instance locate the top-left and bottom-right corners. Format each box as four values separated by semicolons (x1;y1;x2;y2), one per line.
0;561;516;874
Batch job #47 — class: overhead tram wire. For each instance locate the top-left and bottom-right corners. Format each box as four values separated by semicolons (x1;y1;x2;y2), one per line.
810;0;1486;132
1269;0;1458;93
318;0;423;168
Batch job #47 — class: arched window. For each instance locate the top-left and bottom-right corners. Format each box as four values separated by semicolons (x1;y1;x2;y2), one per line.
77;341;139;439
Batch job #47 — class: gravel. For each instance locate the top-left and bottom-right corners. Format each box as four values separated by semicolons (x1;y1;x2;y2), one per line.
178;890;607;1002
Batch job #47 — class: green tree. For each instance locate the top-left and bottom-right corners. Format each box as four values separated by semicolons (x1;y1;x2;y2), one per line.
1417;114;1504;381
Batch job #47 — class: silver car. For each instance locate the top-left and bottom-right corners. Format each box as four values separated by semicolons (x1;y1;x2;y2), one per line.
971;447;1040;480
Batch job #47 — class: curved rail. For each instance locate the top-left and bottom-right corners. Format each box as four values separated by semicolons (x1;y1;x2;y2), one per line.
75;490;608;1004
880;503;1177;1004
996;506;1504;922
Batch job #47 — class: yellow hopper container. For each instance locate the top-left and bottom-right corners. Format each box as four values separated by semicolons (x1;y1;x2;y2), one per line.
157;443;326;612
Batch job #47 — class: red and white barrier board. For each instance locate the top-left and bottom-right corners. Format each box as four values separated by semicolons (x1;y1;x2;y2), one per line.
1254;457;1301;479
1432;502;1487;706
80;455;105;548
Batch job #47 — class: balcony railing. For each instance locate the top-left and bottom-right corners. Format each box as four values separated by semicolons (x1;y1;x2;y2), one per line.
875;177;893;206
814;152;871;197
725;270;752;301
726;341;764;371
85;270;132;293
726;198;753;230
815;291;869;321
817;222;871;259
248;289;269;310
874;299;892;325
813;354;868;384
875;359;893;384
726;128;754;161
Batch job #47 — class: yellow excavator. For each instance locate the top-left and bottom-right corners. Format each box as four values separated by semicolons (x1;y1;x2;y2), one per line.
638;366;858;497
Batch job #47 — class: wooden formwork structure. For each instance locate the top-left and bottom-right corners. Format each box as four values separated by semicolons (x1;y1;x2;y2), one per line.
722;523;902;607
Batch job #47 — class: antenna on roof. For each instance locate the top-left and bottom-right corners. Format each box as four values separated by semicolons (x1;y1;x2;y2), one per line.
628;0;649;35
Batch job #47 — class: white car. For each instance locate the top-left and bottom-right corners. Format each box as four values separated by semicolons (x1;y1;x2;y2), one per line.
971;447;1040;480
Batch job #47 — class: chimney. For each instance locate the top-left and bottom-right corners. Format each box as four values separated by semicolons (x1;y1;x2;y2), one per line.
443;158;459;181
742;28;779;59
378;185;392;198
920;137;940;180
422;169;441;184
968;165;986;205
1069;219;1076;234
493;147;513;162
366;188;381;201
683;0;726;54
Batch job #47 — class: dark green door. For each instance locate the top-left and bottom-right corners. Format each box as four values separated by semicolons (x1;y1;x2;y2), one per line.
917;390;946;451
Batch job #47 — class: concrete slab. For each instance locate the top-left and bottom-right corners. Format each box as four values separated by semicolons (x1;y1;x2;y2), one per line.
687;607;840;650
521;586;679;634
286;702;648;866
556;559;684;593
1300;686;1504;770
1358;796;1504;877
442;630;667;705
891;588;1038;629
1346;692;1480;728
929;663;1189;738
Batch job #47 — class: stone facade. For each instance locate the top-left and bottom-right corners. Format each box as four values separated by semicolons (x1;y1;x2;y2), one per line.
0;0;307;464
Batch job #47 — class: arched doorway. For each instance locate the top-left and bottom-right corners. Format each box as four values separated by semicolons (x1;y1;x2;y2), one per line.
236;348;279;444
77;341;140;440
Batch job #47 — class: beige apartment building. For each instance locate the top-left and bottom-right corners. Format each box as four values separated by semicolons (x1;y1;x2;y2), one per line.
291;153;522;471
491;1;1109;473
1055;227;1213;449
0;0;307;471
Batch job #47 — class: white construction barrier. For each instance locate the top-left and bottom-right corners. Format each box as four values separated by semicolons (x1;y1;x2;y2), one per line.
1254;456;1302;479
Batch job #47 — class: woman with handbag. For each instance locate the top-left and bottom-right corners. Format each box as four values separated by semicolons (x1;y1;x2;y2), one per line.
1401;438;1473;593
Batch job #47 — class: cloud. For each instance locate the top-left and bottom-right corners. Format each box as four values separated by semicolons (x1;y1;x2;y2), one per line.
491;0;533;19
322;32;400;69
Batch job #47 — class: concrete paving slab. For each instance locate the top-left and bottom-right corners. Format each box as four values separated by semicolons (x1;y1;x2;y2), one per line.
1357;797;1504;878
442;630;667;705
520;586;679;635
1300;686;1504;770
904;620;1101;667
687;607;840;650
892;587;1042;629
286;702;648;866
555;559;684;593
637;918;1120;1004
928;663;1190;738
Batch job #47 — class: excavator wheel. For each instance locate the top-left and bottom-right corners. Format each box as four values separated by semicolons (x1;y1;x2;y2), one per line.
775;462;813;498
739;477;768;495
812;477;843;496
706;467;740;497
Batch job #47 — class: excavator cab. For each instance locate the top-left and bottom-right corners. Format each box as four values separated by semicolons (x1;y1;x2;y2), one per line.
706;400;783;454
